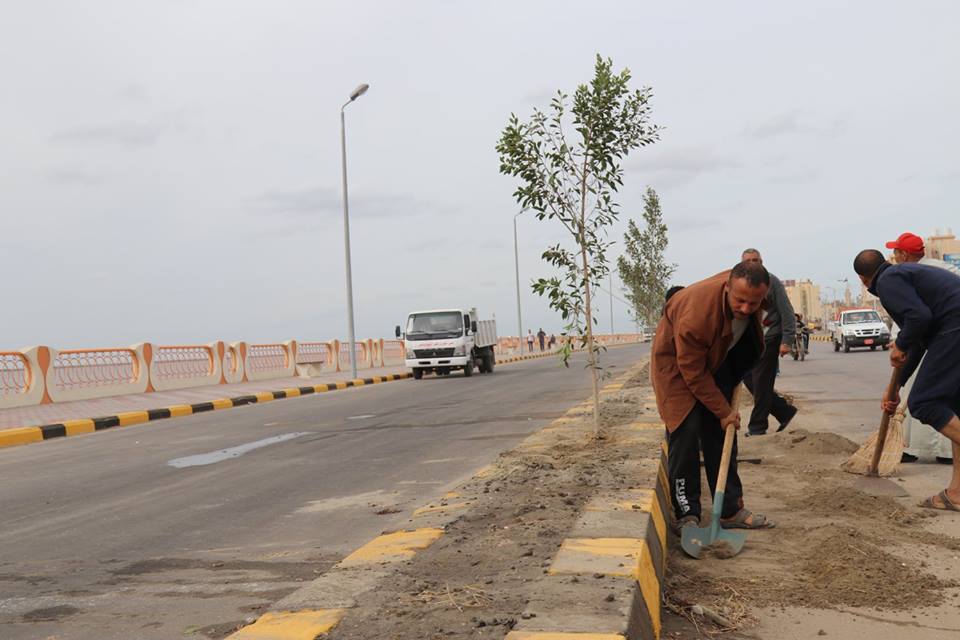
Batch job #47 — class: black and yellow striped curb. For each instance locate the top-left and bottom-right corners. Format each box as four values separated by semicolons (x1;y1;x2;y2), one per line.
810;334;831;342
0;373;412;450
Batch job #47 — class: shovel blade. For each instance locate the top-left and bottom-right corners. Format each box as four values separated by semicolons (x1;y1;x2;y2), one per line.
851;476;909;497
681;524;747;559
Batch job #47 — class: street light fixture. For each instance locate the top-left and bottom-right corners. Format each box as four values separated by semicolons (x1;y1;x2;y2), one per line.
340;83;369;380
513;207;529;353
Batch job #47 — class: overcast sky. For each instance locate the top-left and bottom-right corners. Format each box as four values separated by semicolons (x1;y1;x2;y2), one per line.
2;1;958;348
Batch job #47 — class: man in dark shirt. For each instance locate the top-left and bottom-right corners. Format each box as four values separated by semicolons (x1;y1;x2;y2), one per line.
854;249;960;511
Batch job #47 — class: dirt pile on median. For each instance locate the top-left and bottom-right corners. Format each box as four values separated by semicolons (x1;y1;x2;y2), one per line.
782;428;859;455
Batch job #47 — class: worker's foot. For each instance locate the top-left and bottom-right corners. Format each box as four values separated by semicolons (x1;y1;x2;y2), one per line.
936;456;953;465
745;430;767;437
919;489;960;512
720;508;775;529
776;405;798;432
901;452;919;463
672;515;700;535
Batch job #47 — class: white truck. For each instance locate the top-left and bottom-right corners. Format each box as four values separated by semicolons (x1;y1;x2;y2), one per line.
830;308;892;353
395;308;498;379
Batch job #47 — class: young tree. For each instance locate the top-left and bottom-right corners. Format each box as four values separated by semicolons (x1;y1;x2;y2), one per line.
496;55;660;431
617;187;676;330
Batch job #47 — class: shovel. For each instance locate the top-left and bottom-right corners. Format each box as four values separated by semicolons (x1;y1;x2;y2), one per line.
681;386;747;559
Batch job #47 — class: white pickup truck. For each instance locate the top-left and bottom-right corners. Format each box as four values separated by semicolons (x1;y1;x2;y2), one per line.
395;308;498;379
831;308;891;353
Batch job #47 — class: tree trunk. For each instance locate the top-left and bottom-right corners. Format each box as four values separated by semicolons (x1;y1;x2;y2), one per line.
577;141;601;433
580;242;602;432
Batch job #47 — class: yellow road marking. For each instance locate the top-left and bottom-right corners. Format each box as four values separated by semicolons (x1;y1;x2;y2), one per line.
255;392;274;403
282;388;301;398
117;411;149;427
212;398;234;410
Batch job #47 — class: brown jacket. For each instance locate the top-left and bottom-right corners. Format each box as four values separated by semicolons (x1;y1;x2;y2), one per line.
651;270;764;431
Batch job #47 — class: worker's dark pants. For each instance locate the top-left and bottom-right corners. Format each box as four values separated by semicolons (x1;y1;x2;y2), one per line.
667;348;750;523
909;329;960;432
743;334;794;433
538;337;545;351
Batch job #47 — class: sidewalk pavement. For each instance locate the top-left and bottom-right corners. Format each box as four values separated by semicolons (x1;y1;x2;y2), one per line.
0;366;409;430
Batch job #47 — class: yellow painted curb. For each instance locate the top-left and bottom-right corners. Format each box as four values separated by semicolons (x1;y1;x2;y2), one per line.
168;404;193;418
0;426;43;448
117;411;149;427
63;419;96;436
212;398;234;410
227;608;345;639
338;528;443;567
506;633;625;640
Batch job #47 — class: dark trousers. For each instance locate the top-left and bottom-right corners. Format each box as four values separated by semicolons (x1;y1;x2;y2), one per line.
666;332;756;523
743;334;793;433
910;330;960;431
668;398;744;521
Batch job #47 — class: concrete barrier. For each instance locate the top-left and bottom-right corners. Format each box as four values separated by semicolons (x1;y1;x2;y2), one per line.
0;334;642;409
46;343;151;403
150;342;223;392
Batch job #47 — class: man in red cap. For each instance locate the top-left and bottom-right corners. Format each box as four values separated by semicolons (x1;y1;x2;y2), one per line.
885;232;960;465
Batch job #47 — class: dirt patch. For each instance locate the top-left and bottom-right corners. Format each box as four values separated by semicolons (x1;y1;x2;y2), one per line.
326;364;652;639
21;605;81;622
665;420;960;636
783;428;859;455
622;361;651;389
110;557;334;582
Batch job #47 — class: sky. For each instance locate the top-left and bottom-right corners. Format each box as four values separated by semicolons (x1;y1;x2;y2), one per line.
2;1;958;348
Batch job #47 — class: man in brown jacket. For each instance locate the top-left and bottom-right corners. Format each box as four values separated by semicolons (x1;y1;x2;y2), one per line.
652;261;776;531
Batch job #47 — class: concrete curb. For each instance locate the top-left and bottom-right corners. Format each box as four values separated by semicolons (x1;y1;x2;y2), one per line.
0;343;644;451
507;382;668;640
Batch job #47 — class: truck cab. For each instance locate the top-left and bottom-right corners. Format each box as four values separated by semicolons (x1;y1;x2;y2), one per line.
396;308;497;379
831;309;891;353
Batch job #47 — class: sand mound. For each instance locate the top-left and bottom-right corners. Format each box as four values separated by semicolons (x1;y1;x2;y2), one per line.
784;428;859;455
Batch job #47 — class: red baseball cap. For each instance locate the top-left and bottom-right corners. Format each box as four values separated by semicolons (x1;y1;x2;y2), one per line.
885;232;925;255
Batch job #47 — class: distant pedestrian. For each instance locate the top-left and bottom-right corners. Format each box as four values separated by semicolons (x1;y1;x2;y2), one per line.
527;329;535;353
537;328;546;351
548;334;557;349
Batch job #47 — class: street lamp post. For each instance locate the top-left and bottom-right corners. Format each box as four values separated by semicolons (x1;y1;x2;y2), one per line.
340;83;369;380
513;208;528;354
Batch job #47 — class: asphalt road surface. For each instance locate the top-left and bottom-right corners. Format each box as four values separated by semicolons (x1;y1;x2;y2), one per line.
0;344;648;639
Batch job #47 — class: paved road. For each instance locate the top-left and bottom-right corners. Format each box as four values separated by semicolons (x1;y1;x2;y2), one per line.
0;345;648;639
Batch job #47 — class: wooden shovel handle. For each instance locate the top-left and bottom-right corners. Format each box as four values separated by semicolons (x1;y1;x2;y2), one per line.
715;385;742;494
868;367;901;476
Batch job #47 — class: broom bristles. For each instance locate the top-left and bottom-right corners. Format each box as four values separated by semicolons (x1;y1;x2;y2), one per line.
841;405;905;477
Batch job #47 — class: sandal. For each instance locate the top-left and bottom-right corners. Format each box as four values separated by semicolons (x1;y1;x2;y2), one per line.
919;490;960;512
720;508;775;529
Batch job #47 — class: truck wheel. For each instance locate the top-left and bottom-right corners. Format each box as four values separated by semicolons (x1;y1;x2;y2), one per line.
870;345;877;351
486;350;495;373
463;361;474;377
833;340;840;352
477;354;488;374
842;338;850;353
413;368;423;380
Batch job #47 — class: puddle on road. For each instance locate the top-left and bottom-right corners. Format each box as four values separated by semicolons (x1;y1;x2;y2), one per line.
167;432;313;468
